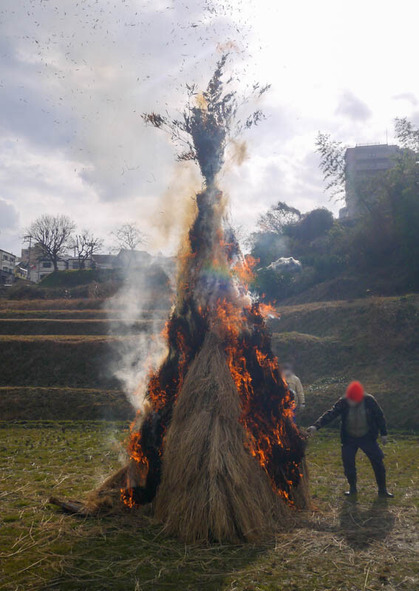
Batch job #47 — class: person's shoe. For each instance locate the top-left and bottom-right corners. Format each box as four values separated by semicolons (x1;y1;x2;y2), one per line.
344;487;357;496
378;490;394;498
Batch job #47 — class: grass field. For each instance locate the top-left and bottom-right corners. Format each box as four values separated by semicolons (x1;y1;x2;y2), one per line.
0;294;417;589
0;424;417;591
0;299;107;310
0;388;132;421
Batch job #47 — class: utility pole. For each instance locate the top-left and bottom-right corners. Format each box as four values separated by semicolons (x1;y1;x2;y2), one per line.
23;234;32;281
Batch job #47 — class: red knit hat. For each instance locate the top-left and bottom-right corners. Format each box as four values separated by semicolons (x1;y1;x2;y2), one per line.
346;381;365;403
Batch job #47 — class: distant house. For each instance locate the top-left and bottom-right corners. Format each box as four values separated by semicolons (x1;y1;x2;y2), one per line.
116;249;152;269
22;243;98;282
92;250;152;270
66;257;94;271
19;246;173;283
21;244;51;283
0;249;17;285
92;254;118;270
29;257;96;282
28;258;67;283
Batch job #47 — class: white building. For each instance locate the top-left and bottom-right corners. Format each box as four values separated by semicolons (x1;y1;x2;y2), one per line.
20;247;173;283
91;254;118;270
116;249;152;269
0;249;17;285
341;144;401;219
66;257;94;271
28;258;68;283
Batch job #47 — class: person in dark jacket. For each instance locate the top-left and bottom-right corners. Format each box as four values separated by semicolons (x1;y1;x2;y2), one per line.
307;381;393;498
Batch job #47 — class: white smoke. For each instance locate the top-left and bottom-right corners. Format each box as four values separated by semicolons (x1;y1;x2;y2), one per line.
107;259;173;411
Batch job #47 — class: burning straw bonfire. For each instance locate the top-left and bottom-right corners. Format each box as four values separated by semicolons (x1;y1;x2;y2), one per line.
51;56;310;543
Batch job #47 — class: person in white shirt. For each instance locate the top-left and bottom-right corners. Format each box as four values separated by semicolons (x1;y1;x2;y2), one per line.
283;363;305;412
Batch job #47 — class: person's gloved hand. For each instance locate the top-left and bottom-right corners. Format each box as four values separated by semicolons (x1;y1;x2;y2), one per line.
307;425;317;436
381;435;388;445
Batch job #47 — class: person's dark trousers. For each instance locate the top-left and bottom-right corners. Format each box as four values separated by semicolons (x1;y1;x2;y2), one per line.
341;434;386;491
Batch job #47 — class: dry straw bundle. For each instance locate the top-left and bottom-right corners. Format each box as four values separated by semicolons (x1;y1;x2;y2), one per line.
50;59;311;538
154;332;289;543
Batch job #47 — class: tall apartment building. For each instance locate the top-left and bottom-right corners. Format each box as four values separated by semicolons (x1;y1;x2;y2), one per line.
340;144;401;219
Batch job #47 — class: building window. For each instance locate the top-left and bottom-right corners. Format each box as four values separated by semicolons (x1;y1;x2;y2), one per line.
42;262;52;268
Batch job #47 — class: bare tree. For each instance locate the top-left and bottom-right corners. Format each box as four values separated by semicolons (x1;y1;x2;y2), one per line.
24;215;75;271
315;132;346;200
257;201;301;234
112;223;146;252
394;117;419;152
70;231;104;269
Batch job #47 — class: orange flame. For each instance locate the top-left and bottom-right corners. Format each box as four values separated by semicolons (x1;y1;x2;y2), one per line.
122;223;304;508
208;297;301;501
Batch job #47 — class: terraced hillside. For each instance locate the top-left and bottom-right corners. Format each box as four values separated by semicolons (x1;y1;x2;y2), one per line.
0;299;167;422
270;294;419;430
0;294;418;429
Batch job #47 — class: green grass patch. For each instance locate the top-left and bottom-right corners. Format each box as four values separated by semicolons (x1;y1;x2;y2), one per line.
39;269;121;288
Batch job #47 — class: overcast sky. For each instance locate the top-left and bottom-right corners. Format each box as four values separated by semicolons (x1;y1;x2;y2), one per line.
0;0;418;255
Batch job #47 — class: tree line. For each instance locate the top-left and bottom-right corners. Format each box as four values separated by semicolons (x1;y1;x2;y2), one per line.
250;118;419;301
23;217;146;271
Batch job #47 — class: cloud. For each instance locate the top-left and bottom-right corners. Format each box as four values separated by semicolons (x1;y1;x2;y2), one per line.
0;198;19;253
0;199;19;230
411;111;419;127
0;0;250;251
393;92;418;106
0;0;249;206
0;0;417;257
0;37;74;149
335;90;372;122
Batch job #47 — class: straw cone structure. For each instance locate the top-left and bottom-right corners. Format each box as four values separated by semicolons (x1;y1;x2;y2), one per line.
51;57;311;539
155;333;287;543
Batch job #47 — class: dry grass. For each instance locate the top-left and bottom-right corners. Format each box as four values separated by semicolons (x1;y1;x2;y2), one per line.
0;312;167;321
0;337;119;390
0;298;170;312
0;299;107;310
0;309;113;319
0;318;155;336
0;334;117;342
0;387;132;421
0;423;417;591
155;333;289;543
